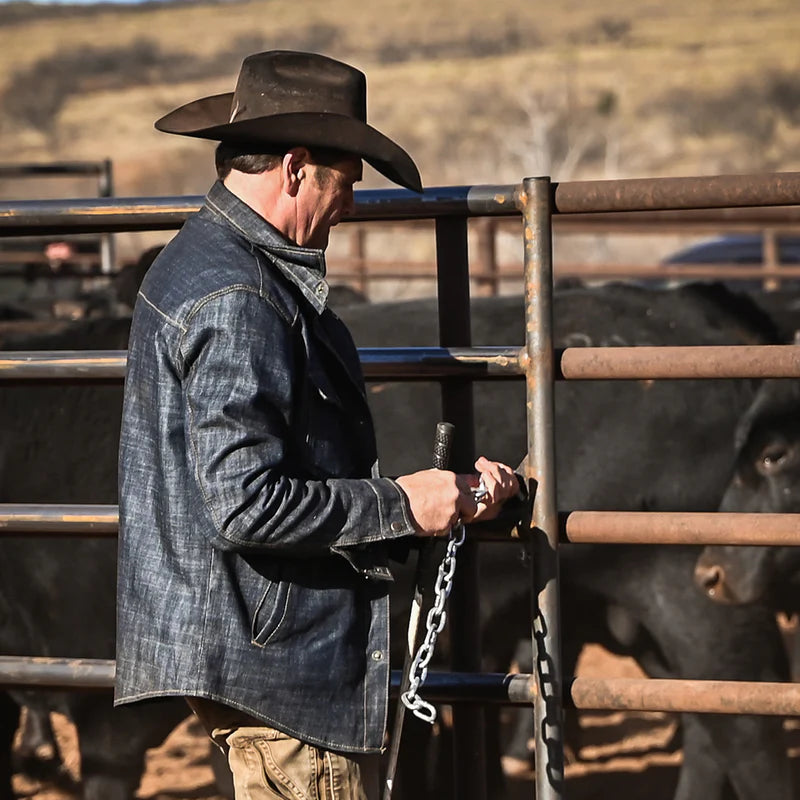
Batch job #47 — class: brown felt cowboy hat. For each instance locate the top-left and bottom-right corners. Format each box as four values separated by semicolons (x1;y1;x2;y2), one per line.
155;50;422;193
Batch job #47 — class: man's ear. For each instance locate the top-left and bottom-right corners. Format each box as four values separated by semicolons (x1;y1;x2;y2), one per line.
281;147;312;197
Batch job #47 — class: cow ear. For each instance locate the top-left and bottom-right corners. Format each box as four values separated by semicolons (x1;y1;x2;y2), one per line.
794;330;800;345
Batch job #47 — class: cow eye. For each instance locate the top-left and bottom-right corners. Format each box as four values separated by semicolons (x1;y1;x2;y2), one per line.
757;442;789;474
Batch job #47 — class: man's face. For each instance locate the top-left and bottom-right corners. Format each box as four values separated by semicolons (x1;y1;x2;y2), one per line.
294;155;362;250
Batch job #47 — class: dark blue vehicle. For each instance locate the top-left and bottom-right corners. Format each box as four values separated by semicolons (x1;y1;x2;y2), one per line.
664;234;800;266
662;234;800;289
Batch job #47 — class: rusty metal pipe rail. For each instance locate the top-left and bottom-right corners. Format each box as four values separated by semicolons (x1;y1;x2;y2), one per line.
3;658;800;718
422;674;800;717
2;344;800;383
331;264;800;284
1;171;800;235
553;205;800;232
556;264;800;282
0;348;523;383
0;162;110;178
0;505;117;535
0;351;128;381
5;506;800;547
0;657;115;690
557;344;800;380
560;511;800;545
551;172;800;215
419;674;800;715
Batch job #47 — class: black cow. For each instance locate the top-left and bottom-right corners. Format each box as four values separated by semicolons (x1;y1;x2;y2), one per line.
693;375;800;607
344;282;793;800
0;315;190;800
689;285;800;609
0;282;793;800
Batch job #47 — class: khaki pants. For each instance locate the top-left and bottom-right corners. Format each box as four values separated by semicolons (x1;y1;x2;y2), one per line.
187;699;379;800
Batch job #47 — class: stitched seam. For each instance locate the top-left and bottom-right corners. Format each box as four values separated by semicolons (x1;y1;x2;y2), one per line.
256;739;307;800
367;482;385;531
259;583;293;646
252;253;295;326
237;737;257;800
363;671;369;752
251;583;293;648
206;196;250;240
309;744;319;800
183;284;261;328
206;195;323;262
138;291;186;332
117;691;373;751
181;285;290;533
184;355;220;525
387;480;415;531
253;247;264;297
325;752;336;800
196;549;214;685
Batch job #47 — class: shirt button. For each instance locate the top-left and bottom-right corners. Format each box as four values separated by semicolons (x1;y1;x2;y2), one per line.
390;522;404;532
371;650;383;661
315;282;326;295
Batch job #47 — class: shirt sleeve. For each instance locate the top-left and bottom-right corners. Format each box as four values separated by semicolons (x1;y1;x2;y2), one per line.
179;287;416;555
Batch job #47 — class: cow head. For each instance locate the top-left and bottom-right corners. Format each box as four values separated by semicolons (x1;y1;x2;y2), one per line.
694;379;800;604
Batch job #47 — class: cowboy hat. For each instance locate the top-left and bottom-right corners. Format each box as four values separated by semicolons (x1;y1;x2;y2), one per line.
155;50;422;193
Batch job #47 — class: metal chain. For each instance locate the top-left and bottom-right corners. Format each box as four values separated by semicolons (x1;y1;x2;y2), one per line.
400;481;488;724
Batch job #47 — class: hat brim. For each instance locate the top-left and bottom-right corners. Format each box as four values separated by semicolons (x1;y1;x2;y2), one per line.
156;93;422;193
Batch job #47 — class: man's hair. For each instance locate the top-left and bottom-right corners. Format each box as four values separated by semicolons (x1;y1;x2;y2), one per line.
215;142;356;181
215;143;283;179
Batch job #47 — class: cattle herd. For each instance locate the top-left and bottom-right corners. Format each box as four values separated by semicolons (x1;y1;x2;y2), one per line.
1;276;800;800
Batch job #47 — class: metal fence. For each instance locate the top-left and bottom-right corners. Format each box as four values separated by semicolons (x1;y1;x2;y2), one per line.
328;207;800;295
1;170;800;800
0;160;116;274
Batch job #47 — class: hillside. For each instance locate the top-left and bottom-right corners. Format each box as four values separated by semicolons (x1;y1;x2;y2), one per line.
0;0;798;269
1;0;798;190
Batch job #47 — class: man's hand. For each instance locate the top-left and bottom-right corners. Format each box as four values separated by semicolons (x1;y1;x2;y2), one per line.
467;456;520;523
396;457;519;537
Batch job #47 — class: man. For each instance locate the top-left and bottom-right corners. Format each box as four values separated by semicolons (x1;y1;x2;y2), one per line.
115;51;518;800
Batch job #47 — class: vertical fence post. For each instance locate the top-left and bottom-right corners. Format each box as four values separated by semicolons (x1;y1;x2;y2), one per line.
435;215;486;800
763;227;779;291
520;176;564;800
351;225;368;296
476;217;499;296
98;159;115;275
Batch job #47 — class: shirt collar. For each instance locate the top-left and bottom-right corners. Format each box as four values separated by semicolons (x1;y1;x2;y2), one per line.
204;180;330;314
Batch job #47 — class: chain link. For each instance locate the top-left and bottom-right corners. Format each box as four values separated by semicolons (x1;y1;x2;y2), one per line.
400;480;488;724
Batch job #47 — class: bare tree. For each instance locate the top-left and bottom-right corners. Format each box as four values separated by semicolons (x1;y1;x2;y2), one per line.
500;86;621;181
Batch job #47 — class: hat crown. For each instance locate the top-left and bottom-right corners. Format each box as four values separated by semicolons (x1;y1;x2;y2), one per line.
154;50;422;192
230;51;367;123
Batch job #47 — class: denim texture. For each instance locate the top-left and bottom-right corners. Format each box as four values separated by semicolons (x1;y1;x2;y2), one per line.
115;181;416;752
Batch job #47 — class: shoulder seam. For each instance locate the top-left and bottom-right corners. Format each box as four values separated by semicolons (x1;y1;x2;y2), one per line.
138;292;186;333
183;284;292;328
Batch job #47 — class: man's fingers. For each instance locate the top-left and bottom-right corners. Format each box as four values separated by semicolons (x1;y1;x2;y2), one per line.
397;461;518;536
473;458;517;504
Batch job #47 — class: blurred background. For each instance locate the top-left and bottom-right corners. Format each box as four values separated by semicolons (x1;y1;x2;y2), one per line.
0;0;798;302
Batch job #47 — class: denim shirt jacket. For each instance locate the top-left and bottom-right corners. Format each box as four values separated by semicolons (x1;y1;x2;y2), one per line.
115;180;417;753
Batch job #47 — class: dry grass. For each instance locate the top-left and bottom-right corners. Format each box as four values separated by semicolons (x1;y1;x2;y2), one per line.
0;0;798;261
1;0;798;178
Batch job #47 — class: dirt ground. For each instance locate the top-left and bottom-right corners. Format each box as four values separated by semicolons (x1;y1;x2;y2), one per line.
11;644;800;800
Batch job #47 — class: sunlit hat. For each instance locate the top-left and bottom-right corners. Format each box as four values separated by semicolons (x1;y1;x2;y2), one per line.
155;50;422;193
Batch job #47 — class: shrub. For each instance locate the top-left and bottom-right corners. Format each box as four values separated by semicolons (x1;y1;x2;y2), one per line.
656;70;800;143
2;39;186;134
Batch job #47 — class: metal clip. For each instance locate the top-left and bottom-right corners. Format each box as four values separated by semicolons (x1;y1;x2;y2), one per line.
472;477;489;503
